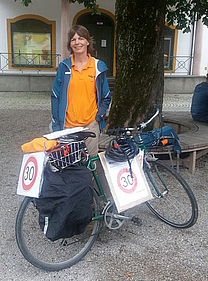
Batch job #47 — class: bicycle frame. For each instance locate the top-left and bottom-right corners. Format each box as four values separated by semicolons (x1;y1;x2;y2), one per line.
134;132;170;198
85;116;170;221
88;141;169;214
85;155;107;221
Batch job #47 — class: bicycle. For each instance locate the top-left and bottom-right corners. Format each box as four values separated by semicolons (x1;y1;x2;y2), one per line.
15;104;198;271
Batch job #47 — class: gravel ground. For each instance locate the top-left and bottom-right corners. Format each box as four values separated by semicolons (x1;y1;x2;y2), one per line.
1;92;208;281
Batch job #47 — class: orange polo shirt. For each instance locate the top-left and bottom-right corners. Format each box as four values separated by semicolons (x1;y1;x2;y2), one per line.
64;54;98;128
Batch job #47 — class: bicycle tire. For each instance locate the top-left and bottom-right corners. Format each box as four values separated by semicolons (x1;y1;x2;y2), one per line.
15;189;101;271
144;159;198;228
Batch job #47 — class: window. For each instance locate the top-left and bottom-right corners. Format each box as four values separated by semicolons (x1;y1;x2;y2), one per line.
164;24;178;72
7;15;56;70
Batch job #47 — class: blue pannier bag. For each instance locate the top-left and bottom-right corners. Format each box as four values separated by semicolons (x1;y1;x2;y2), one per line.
134;126;181;154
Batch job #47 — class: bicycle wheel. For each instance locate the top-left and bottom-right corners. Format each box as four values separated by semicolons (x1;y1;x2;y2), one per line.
144;159;198;228
15;190;101;271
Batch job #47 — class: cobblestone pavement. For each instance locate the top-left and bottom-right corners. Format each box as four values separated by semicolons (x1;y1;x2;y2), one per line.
0;92;51;110
0;91;193;112
1;91;208;281
162;94;192;112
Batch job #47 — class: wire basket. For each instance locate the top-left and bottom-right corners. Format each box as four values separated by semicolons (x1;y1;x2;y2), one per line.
46;140;87;170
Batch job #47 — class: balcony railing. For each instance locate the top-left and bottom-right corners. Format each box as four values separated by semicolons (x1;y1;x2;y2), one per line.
0;52;61;73
164;55;193;75
0;53;193;75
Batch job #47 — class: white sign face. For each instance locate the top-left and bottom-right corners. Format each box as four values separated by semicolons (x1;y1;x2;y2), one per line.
17;152;45;198
43;126;87;140
99;151;152;212
101;39;107;47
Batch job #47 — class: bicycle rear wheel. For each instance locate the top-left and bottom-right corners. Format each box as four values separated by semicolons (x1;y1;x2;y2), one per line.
144;159;198;228
15;190;101;271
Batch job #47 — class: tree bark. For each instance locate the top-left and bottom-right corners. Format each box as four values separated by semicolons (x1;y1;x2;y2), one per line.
108;0;166;128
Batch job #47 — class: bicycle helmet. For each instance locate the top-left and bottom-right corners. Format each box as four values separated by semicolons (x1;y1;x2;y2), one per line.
105;138;139;162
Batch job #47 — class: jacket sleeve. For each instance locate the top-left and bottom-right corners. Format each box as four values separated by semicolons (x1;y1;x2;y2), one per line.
51;64;62;131
95;72;111;122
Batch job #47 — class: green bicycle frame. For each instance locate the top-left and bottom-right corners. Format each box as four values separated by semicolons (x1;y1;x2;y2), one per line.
86;136;169;221
135;138;169;197
86;155;108;221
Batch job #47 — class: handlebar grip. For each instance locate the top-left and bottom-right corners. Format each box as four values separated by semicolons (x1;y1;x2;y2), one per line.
152;101;160;112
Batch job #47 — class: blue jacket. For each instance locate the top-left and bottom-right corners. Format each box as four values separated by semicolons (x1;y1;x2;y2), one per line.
51;56;111;132
191;82;208;116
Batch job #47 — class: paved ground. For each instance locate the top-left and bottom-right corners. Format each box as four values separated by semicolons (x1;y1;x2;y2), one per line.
1;91;208;281
0;91;193;112
162;93;192;112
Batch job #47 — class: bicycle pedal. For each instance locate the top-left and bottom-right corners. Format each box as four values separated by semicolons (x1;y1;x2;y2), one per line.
131;216;142;226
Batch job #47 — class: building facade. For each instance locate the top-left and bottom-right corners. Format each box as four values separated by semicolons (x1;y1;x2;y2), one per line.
1;0;208;76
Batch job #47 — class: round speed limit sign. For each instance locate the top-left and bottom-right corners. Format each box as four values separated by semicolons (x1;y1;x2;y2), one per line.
22;156;38;191
117;168;137;193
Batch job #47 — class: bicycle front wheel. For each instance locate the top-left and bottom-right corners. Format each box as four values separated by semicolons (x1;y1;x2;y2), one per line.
15;190;101;272
144;159;198;228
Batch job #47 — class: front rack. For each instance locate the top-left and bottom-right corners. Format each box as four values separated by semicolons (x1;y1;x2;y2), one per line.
46;140;87;170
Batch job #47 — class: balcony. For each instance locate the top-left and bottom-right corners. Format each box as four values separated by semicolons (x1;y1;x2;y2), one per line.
0;53;193;75
164;55;193;75
0;52;61;73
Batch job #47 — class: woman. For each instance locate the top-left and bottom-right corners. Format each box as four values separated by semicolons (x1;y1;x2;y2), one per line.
51;25;111;157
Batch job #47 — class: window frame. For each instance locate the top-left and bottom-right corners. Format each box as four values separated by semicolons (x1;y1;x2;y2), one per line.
7;14;56;70
164;23;178;73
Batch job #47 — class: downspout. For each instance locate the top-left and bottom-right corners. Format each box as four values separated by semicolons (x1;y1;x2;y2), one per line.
61;0;70;61
192;19;203;76
189;22;196;75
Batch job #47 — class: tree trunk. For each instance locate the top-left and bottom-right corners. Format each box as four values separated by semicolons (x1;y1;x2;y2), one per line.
108;0;166;128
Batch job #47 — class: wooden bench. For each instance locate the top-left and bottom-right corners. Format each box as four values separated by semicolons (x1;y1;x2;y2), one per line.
98;112;208;174
164;112;208;173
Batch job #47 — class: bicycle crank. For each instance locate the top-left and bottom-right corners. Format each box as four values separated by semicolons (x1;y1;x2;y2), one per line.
103;202;129;230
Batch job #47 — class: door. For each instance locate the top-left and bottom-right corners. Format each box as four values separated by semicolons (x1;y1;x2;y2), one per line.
77;13;114;76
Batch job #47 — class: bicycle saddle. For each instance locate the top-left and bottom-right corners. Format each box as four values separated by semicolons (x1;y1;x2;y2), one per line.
59;131;96;142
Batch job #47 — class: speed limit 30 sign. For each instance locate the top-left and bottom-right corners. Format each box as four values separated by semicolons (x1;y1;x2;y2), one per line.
117;168;137;193
22;156;38;191
17;152;45;198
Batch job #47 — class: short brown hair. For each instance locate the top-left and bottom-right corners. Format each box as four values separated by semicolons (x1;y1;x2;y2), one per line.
67;25;94;54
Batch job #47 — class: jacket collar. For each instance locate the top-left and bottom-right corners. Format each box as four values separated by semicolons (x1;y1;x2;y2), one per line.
61;55;108;77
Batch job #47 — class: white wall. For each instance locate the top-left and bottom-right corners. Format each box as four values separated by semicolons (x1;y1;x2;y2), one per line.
0;0;207;75
175;24;208;76
0;0;115;57
176;29;193;56
0;0;61;54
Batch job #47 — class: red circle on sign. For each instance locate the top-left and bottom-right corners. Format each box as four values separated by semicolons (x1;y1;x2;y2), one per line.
22;156;38;191
117;168;137;193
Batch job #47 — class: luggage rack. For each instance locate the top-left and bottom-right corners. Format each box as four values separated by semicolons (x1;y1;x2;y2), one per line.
45;140;87;170
146;145;180;173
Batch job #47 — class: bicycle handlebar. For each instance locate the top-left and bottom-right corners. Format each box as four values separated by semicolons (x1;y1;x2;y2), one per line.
106;102;161;136
138;102;160;130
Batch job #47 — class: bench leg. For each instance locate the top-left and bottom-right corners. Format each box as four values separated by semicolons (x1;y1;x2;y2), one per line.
188;151;196;174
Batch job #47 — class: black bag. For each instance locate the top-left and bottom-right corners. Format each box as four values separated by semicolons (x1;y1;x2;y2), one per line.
35;164;93;242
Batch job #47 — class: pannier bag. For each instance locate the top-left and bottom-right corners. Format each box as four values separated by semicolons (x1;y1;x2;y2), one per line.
35;164;93;242
46;140;86;170
134;126;181;154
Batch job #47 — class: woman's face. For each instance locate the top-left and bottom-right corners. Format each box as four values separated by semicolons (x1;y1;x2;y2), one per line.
70;32;89;55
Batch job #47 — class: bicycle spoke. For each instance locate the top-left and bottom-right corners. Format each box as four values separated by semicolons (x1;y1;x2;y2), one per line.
16;193;101;271
145;159;198;228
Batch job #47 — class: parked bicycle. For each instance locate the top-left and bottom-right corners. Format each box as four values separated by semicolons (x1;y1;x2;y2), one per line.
15;104;198;271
